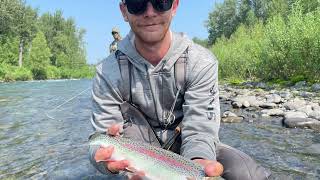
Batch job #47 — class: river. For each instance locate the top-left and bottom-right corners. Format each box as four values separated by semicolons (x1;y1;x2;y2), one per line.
0;79;319;179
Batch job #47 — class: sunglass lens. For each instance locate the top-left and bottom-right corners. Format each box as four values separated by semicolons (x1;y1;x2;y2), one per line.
151;0;173;12
126;0;148;15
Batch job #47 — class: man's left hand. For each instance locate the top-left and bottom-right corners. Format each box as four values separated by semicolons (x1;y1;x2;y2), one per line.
193;159;224;177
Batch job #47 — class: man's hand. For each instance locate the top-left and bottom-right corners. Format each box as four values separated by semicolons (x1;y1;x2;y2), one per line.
193;159;224;177
94;124;129;173
94;124;145;179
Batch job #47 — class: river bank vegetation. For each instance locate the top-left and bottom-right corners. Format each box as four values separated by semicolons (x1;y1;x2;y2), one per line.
194;0;320;85
0;0;94;82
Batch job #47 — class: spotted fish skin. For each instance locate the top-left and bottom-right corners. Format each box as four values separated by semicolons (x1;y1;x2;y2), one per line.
89;133;210;180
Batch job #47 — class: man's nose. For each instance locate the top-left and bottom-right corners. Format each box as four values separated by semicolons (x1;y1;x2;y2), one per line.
143;2;157;16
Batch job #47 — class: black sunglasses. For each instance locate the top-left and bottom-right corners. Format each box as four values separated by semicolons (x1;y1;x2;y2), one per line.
123;0;174;15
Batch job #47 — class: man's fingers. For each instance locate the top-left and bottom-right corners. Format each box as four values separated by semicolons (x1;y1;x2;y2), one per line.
94;146;114;162
108;124;121;136
204;161;224;177
193;159;224;177
107;160;130;173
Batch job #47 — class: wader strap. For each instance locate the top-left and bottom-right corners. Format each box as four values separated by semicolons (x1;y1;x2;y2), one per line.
174;48;188;93
116;51;132;103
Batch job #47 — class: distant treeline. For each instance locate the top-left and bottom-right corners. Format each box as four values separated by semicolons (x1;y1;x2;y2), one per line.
194;0;320;84
0;0;95;82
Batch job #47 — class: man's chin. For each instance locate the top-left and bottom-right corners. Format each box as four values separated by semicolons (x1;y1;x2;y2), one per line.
138;32;165;44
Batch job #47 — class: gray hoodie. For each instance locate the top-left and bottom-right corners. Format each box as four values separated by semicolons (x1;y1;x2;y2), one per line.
90;31;221;175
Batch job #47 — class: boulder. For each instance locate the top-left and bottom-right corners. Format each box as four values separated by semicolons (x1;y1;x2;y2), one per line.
261;109;284;116
284;111;308;119
283;117;320;131
221;116;244;123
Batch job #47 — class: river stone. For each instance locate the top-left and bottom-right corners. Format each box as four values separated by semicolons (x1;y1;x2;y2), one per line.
283;118;320;131
309;111;320;120
284;98;307;110
279;91;292;99
232;101;242;108
266;94;282;103
259;103;277;109
222;111;237;118
232;96;263;108
311;103;320;111
221;116;244;123
297;105;314;116
242;100;250;108
299;91;313;98
293;81;307;89
261;109;284;116
284;111;308;119
311;83;320;92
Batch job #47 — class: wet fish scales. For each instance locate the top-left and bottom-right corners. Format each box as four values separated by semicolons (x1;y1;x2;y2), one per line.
90;133;223;180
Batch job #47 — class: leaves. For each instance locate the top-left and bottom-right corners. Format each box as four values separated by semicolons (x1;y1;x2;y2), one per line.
0;1;93;81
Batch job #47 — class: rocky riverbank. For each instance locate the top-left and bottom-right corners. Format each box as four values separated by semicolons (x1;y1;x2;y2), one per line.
219;81;320;132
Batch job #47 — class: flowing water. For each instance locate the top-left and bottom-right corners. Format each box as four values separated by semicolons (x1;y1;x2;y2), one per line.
0;79;319;179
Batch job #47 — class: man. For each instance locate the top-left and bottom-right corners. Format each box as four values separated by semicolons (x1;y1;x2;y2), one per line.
90;0;271;179
109;27;122;53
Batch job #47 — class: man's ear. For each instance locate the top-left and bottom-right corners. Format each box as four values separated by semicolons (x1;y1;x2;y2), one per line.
171;0;179;17
120;2;129;22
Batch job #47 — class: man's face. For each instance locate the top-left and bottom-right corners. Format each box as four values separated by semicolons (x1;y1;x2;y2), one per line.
112;32;120;40
120;0;179;44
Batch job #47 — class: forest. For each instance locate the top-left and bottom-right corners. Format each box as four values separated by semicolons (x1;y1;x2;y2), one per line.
194;0;320;85
0;0;94;82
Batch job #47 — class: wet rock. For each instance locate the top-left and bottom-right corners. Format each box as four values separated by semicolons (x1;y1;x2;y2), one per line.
259;103;277;109
293;81;307;89
232;96;263;108
284;98;307;110
232;101;243;108
284;111;308;119
279;91;292;99
242;101;250;108
311;83;320;92
265;94;282;103
222;111;237;118
310;102;320;109
261;109;284;116
297;105;314;116
299;91;313;98
221;116;244;123
283;117;320;131
235;89;251;96
309;111;320;120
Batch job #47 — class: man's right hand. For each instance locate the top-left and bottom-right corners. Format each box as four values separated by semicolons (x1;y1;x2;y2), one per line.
94;124;130;173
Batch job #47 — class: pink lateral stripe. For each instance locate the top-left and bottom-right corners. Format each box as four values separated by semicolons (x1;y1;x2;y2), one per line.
124;143;194;172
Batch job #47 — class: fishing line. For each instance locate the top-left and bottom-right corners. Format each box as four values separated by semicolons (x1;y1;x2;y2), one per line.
45;87;91;119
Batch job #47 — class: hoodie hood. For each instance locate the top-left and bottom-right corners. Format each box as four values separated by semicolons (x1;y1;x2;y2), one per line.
117;30;192;73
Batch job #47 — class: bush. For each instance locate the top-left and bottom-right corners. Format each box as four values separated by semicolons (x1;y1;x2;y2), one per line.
31;67;47;80
46;65;61;79
211;3;320;83
13;67;33;81
0;64;32;82
212;22;265;81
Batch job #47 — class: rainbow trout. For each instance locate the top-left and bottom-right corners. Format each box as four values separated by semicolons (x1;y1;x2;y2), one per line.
90;133;223;180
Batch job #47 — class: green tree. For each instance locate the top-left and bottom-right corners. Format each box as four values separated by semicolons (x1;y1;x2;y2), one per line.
207;0;238;44
38;11;87;68
26;31;51;79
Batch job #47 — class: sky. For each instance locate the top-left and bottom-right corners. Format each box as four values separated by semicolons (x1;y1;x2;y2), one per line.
26;0;222;64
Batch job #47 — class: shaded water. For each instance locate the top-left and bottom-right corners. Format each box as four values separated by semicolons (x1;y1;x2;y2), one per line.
0;80;319;179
